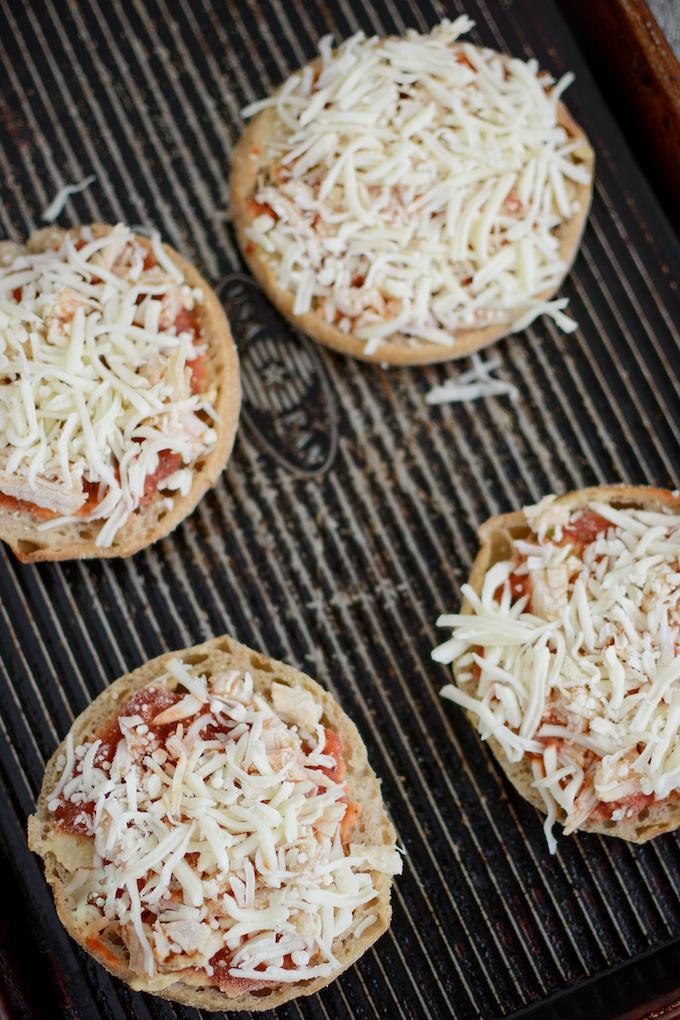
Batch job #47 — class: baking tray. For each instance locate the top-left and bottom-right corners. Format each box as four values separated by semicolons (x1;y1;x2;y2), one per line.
0;1;679;1018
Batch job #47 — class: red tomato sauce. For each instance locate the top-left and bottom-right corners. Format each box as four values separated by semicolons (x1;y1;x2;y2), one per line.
492;512;610;609
591;791;659;822
247;198;277;220
80;479;101;515
142;450;183;503
531;719;676;823
505;190;524;215
494;570;531;604
205;947;294;993
508;571;531;599
84;935;121;967
53;798;97;836
0;478;103;520
319;728;346;784
117;687;182;737
172;307;205;395
173;308;197;337
317;728;360;846
0;454;181;519
55;687;181;834
469;645;484;683
187;354;207;394
561;512;611;547
0;492;59;519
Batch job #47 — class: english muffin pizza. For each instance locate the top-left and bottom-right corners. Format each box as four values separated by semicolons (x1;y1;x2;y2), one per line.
28;635;401;1010
433;486;680;850
0;223;240;561
231;17;594;365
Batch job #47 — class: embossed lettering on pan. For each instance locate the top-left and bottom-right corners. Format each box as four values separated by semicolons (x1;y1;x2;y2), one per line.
219;274;338;477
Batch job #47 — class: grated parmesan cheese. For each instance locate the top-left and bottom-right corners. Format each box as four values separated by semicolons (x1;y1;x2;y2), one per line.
49;663;401;988
0;224;218;546
241;19;592;354
433;496;680;850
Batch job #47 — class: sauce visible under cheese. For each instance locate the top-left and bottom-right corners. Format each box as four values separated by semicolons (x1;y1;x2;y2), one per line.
48;661;401;991
433;494;680;851
241;18;592;355
0;224;218;546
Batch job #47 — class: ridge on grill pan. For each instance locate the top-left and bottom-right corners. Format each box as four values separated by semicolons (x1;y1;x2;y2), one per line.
0;1;679;1019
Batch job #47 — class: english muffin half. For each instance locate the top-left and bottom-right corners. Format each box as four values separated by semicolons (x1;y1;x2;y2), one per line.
231;17;594;365
28;635;401;1010
433;485;680;850
0;223;240;561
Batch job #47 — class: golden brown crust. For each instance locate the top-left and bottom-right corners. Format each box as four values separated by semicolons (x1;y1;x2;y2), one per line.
230;50;594;366
28;634;397;1010
0;223;240;563
459;484;680;844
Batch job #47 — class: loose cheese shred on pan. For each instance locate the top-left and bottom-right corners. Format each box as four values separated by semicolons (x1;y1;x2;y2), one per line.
241;18;591;353
433;495;680;851
49;663;401;989
0;224;218;546
425;353;519;405
41;175;97;223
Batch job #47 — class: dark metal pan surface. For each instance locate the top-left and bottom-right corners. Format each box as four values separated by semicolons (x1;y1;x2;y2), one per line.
0;1;679;1017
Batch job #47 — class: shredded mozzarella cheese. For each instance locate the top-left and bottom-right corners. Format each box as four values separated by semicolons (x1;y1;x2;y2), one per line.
425;353;518;405
49;662;400;987
241;18;591;353
434;495;680;850
0;224;218;545
41;175;97;223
